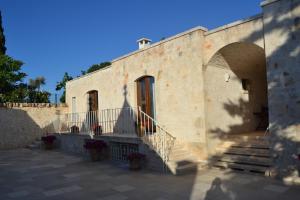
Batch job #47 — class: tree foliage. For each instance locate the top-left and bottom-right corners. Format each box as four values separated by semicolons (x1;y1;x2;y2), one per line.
81;62;111;75
27;76;50;103
0;11;6;55
0;55;27;102
56;72;73;103
28;76;45;91
0;12;50;103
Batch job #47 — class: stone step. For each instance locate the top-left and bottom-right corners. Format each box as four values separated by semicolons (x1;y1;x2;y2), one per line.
167;160;198;175
222;137;270;144
216;147;271;157
170;149;189;156
215;154;272;166
220;141;270;149
168;154;193;161
213;161;270;175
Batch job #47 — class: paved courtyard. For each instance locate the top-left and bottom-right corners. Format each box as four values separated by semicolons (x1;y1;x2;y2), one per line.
0;149;299;200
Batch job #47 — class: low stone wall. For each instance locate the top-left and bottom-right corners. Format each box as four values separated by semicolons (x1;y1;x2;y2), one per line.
55;133;143;155
55;133;164;172
0;104;67;149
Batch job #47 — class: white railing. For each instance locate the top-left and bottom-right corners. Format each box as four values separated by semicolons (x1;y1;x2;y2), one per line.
54;107;137;136
136;107;176;172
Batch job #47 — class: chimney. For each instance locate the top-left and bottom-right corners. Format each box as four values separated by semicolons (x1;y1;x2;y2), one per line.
137;38;152;49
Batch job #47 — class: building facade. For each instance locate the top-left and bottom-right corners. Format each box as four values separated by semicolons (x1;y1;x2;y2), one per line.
65;0;300;179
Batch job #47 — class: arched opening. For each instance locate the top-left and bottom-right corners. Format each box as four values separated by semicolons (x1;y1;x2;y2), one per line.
136;76;156;119
87;90;98;112
204;43;268;144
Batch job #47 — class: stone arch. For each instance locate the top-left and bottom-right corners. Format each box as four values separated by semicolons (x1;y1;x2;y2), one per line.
203;42;268;153
203;15;265;65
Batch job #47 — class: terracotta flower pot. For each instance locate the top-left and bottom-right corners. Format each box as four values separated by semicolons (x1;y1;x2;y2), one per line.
44;143;54;150
89;149;100;161
129;159;142;170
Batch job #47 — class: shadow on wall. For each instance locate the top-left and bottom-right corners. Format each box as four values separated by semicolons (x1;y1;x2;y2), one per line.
113;85;137;135
205;0;300;182
0;108;57;149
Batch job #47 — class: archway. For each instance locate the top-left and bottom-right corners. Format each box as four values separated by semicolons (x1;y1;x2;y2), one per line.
204;42;268;150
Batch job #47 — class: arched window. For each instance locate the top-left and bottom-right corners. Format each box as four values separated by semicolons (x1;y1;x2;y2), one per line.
136;76;155;119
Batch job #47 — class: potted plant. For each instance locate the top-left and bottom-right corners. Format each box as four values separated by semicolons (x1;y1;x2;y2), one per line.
127;152;146;170
71;125;79;133
92;124;102;136
83;139;108;161
41;135;56;150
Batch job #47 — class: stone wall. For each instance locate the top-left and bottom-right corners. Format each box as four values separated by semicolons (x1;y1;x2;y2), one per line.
55;134;164;172
262;0;300;180
0;104;67;149
66;27;208;144
64;0;300;179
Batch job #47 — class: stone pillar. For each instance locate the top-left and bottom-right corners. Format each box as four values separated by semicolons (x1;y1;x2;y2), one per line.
261;0;300;180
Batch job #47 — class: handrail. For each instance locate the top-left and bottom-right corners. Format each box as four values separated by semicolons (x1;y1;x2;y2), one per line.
137;107;176;172
137;107;176;140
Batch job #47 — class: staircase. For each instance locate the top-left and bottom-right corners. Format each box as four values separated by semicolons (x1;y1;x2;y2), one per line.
211;134;273;175
137;108;207;175
166;141;206;175
145;140;206;175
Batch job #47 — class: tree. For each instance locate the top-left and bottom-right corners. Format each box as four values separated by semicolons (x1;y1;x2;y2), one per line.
0;11;6;55
81;61;111;75
28;76;45;91
0;55;27;102
56;72;73;103
27;76;50;103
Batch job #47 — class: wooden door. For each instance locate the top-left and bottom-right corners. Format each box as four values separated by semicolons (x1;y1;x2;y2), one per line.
88;91;98;112
137;76;155;117
136;76;155;133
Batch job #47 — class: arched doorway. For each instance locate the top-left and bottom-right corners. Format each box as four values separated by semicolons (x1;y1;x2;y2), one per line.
86;90;99;133
87;90;98;112
136;76;156;119
204;42;268;150
136;76;156;133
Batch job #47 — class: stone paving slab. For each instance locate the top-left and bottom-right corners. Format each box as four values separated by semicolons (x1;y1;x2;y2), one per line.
0;149;299;200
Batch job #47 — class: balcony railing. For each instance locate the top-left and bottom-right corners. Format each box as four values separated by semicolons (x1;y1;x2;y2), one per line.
54;107;137;136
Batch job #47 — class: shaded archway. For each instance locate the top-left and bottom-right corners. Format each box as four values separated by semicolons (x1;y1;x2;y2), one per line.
204;42;268;152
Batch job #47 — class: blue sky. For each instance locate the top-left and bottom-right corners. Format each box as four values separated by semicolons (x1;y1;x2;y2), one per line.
0;0;262;102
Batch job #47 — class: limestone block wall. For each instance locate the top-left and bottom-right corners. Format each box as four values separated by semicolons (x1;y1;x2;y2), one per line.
0;103;67;149
66;27;208;144
262;0;300;178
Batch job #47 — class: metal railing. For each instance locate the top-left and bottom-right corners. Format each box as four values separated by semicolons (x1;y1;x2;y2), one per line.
54;107;137;136
52;106;176;172
136;107;176;172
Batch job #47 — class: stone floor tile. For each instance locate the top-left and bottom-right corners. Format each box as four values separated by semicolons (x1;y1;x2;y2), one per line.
43;188;65;197
263;184;289;193
98;194;128;200
7;190;30;198
112;184;135;192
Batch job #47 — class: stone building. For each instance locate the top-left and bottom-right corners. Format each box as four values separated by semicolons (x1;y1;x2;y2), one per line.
65;0;300;180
